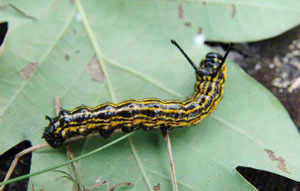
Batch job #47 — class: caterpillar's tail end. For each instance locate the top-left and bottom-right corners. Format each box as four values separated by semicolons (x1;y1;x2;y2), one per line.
42;115;65;148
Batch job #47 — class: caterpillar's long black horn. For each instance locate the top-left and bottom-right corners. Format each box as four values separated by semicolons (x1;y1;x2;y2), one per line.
220;43;233;67
171;39;200;73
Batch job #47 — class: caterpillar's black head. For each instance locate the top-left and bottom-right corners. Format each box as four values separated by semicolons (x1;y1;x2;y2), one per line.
198;52;224;78
170;39;233;79
42;115;65;148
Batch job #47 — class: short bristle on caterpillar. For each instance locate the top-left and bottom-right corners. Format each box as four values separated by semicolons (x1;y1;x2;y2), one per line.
42;40;233;148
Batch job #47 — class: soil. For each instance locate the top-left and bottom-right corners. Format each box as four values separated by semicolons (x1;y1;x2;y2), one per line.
1;26;300;191
238;28;300;130
0;141;31;191
208;25;300;131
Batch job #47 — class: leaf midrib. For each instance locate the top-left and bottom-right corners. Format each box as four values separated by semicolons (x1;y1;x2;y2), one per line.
75;0;155;190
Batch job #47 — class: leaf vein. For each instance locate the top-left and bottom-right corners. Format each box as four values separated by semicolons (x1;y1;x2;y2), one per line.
129;137;154;191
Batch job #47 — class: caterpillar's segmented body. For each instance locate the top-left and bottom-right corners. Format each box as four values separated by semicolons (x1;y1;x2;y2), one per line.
43;40;232;148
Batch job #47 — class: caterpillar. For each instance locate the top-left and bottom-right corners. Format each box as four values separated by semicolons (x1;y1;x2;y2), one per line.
42;40;233;148
0;22;9;54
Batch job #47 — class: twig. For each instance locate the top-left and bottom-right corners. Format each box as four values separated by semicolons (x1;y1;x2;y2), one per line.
54;96;62;114
166;133;178;191
0;128;128;189
1;97;130;191
53;169;80;190
0;142;49;191
84;181;108;191
110;182;131;191
0;4;37;21
161;129;178;191
55;96;86;190
67;144;85;190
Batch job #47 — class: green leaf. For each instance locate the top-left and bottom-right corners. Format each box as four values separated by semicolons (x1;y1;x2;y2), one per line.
0;0;300;190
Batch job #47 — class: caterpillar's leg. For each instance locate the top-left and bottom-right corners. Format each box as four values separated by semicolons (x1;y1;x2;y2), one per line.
140;124;154;131
160;125;173;138
98;128;114;138
121;126;135;133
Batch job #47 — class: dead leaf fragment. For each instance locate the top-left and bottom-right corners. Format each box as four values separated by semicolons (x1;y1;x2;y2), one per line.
111;182;131;191
153;183;160;191
198;27;203;34
231;4;236;17
87;55;104;82
65;54;70;61
178;3;183;19
265;149;291;174
184;22;192;27
20;62;39;80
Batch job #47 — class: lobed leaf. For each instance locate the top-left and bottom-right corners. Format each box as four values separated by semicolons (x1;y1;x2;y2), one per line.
0;0;300;190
